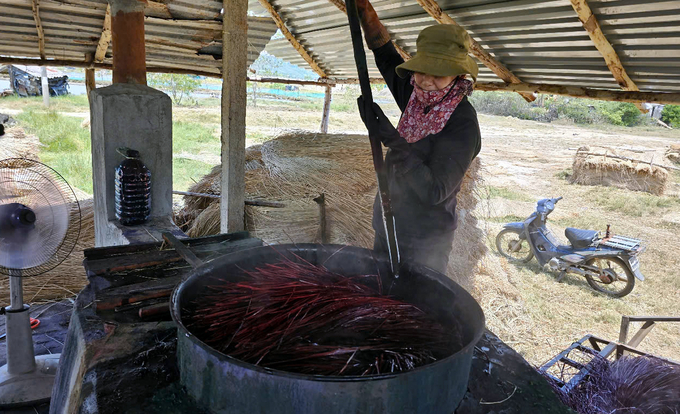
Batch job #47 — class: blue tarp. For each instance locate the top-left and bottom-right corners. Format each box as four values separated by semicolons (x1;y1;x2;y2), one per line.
7;65;69;97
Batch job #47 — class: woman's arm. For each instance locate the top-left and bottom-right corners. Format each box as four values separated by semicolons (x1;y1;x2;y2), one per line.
356;0;412;108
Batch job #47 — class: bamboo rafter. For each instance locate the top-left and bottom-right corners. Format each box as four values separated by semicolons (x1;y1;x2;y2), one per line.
31;0;45;60
414;0;536;103
93;4;112;63
569;0;647;113
326;0;411;61
258;0;327;78
4;56;679;106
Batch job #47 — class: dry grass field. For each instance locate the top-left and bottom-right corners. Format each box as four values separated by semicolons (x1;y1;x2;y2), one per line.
1;94;678;367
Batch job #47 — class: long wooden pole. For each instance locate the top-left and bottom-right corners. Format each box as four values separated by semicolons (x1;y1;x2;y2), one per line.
220;0;248;233
414;0;535;103
320;84;332;133
568;0;646;114
1;56;678;105
346;0;400;278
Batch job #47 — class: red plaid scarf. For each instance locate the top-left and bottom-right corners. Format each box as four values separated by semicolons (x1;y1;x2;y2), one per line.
397;76;473;143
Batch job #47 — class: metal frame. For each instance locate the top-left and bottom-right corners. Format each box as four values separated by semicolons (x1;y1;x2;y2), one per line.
540;315;680;393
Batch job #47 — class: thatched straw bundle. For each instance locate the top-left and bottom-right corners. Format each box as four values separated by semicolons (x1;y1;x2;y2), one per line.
547;355;680;414
666;143;680;164
176;131;485;291
571;146;669;195
0;198;94;305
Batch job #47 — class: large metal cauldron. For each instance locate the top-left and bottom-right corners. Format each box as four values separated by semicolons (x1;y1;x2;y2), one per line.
170;244;484;414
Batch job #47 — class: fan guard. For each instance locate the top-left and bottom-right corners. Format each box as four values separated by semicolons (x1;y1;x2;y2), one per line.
0;158;81;277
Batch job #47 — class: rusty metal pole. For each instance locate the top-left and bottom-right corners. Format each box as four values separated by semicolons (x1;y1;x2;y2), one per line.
109;0;147;84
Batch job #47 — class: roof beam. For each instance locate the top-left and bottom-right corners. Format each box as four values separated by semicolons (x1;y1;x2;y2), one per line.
326;0;411;61
93;4;112;63
30;0;45;59
257;0;326;78
569;0;647;113
414;0;536;102
4;56;679;105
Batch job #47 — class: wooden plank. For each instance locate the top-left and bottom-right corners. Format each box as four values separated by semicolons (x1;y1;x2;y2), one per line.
626;321;656;348
618;316;630;344
568;0;647;113
320;84;332;133
326;0;410;61
414;0;535;103
221;0;248;233
162;232;203;270
257;0;326;78
31;0;46;59
93;3;111;63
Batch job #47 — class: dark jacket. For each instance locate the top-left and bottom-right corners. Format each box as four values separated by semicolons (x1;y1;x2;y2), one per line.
371;41;481;246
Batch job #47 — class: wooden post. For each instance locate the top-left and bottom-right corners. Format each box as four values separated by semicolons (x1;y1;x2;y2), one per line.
320;84;332;133
41;66;49;107
252;81;257;107
109;0;146;84
85;68;96;98
220;0;248;233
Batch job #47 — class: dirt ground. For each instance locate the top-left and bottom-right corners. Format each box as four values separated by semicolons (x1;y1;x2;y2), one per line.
473;114;680;365
1;100;679;367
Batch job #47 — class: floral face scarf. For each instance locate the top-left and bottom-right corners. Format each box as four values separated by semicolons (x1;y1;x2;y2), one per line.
397;76;474;143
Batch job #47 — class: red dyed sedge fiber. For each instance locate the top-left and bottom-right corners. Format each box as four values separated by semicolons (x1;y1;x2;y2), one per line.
186;259;458;376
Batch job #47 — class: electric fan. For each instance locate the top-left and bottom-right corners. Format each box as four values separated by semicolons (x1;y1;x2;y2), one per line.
0;158;81;406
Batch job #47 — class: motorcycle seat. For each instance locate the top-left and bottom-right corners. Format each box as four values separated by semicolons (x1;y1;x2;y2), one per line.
565;227;599;249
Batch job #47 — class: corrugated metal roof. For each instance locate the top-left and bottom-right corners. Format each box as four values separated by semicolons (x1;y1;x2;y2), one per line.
0;0;278;76
262;0;680;92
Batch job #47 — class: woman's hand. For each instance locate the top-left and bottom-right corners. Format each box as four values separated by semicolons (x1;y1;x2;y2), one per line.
357;96;409;151
351;0;391;49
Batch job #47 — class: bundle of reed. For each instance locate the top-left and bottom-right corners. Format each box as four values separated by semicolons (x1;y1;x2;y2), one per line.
546;355;680;414
186;259;458;376
177;131;485;292
571;146;670;195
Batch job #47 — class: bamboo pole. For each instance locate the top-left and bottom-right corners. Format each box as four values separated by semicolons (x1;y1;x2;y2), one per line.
320;84;332;133
1;56;678;105
414;0;535;103
574;151;680;172
568;0;647;114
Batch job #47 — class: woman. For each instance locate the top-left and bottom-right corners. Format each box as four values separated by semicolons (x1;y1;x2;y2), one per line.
356;0;481;274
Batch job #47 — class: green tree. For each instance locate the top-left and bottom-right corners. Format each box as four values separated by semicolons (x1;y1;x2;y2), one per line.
147;73;201;105
661;105;680;128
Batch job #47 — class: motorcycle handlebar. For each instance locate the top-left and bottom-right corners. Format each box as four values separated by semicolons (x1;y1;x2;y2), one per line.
555;196;563;202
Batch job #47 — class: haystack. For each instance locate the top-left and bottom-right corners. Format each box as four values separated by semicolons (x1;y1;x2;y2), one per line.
571;146;669;195
0;198;94;305
666;143;680;164
177;131;485;291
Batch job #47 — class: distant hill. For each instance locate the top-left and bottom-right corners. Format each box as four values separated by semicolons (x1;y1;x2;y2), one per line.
250;51;317;80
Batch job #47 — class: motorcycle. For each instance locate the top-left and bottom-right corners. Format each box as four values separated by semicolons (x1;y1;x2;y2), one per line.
495;197;645;297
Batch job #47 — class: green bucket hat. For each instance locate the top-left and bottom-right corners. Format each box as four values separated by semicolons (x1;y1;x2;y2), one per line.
395;24;479;81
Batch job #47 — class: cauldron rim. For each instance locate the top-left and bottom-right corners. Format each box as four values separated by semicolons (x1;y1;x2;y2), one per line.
171;243;485;382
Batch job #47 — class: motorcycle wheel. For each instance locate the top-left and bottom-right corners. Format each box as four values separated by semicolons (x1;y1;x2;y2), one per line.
495;229;534;263
585;257;635;298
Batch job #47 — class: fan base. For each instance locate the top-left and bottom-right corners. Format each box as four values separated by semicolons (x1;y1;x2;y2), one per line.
0;354;61;407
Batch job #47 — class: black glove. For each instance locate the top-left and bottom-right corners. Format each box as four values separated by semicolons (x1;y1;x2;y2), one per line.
357;96;409;152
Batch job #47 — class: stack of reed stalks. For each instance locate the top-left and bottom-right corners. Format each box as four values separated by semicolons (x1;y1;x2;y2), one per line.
176;131;485;291
571;146;669;195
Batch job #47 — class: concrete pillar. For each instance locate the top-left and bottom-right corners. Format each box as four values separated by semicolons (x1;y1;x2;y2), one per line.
90;83;177;246
110;0;146;85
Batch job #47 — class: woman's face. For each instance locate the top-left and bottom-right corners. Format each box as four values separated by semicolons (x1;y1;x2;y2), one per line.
413;72;456;91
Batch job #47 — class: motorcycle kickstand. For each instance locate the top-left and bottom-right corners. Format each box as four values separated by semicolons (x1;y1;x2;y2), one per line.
555;270;566;283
